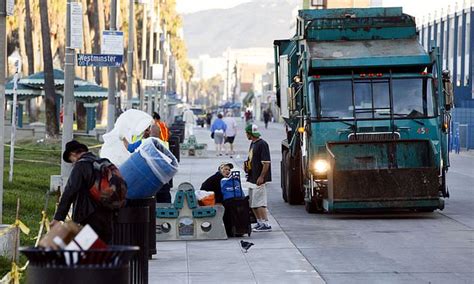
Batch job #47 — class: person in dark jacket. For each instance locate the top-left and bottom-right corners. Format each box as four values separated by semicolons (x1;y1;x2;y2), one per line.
51;140;114;243
200;163;233;204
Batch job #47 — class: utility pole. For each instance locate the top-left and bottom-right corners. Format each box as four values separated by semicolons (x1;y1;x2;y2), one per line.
61;0;76;178
127;0;134;110
107;0;117;132
0;0;6;222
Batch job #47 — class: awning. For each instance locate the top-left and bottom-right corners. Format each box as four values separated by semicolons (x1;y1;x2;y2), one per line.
309;39;431;69
20;69;88;88
5;80;42;100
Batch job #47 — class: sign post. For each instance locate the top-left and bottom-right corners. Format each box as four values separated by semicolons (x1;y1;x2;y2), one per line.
8;59;20;182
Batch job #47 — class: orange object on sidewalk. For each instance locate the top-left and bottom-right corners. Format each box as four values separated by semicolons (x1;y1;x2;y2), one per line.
198;194;215;206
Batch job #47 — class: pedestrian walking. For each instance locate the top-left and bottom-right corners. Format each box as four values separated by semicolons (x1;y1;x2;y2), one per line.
183;107;195;138
206;112;213;128
51;141;119;243
223;112;237;158
211;113;227;156
244;124;272;232
263;109;271;129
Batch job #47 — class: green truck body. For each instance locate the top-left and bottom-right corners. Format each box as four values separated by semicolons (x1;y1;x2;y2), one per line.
274;7;453;213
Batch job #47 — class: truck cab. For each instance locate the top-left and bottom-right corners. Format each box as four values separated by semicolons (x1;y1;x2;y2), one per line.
275;8;453;213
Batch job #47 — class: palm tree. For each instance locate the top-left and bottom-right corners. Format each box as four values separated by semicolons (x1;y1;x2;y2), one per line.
39;0;59;137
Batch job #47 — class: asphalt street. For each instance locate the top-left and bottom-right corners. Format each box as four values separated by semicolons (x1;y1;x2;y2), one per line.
150;119;474;284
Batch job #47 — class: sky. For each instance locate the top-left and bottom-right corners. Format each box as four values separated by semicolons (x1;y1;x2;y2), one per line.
176;0;465;20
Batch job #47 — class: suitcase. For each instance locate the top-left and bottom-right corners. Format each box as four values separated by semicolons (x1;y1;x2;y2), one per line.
223;196;252;237
221;171;251;237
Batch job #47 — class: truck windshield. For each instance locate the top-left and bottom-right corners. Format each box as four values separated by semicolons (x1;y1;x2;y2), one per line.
315;78;435;120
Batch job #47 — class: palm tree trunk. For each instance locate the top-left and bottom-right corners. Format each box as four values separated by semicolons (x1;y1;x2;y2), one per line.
39;0;59;137
25;0;38;122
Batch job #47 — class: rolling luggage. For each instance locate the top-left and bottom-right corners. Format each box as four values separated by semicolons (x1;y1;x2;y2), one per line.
221;172;251;237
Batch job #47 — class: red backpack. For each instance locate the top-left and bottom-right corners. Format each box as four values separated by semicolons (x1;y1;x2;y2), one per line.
81;157;127;210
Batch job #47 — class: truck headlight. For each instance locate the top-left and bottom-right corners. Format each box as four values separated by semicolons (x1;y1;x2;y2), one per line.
313;159;329;174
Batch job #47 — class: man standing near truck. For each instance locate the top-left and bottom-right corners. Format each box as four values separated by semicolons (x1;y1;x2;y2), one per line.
244;124;272;232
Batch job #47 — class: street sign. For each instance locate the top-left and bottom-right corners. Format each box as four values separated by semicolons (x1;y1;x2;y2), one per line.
69;2;83;49
77;54;123;67
102;31;124;55
6;0;14;16
142;79;164;87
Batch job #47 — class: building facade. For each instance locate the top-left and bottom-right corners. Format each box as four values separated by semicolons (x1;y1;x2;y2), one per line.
419;5;474;149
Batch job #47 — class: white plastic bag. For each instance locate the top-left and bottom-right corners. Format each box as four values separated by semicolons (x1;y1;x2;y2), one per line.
137;137;179;184
100;109;153;165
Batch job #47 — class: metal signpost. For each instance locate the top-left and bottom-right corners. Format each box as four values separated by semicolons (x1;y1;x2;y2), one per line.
0;0;14;222
8;60;20;182
61;0;81;181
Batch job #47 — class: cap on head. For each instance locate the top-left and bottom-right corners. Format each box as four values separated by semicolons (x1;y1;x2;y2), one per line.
245;124;261;138
63;140;88;163
218;162;234;171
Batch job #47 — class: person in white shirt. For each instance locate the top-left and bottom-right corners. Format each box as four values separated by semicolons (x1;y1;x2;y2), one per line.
182;107;195;138
222;112;238;158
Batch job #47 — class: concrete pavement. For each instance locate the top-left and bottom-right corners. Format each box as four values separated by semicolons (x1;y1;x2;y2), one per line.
149;119;324;284
149;119;474;284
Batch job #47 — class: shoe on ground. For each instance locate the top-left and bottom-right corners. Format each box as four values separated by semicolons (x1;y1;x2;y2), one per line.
252;223;262;229
253;224;272;232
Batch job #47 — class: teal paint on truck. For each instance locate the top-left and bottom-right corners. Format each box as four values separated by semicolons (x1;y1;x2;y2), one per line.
275;7;452;213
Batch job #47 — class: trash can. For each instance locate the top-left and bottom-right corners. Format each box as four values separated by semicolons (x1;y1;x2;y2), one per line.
127;197;157;258
120;138;178;199
20;246;138;284
169;135;180;162
113;206;149;284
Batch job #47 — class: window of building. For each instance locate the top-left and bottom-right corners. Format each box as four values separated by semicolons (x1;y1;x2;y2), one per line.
465;12;471;86
443;20;448;69
457;15;463;86
449;17;455;75
423;26;430;50
311;0;325;9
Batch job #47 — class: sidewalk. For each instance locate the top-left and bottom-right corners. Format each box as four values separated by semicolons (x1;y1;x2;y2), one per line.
149;120;324;284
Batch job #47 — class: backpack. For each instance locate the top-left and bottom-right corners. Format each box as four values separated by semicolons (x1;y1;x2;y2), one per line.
82;157;127;210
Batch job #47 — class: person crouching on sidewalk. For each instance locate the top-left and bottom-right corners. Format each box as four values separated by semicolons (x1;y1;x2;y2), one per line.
244;124;272;232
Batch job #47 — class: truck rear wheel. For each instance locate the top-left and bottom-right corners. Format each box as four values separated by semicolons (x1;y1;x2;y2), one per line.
285;152;304;205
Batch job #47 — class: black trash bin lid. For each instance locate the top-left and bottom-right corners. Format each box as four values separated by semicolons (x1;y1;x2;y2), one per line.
20;245;139;268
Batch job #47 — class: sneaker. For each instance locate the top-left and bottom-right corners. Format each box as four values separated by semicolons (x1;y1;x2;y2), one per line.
252;223;262;230
253;224;272;232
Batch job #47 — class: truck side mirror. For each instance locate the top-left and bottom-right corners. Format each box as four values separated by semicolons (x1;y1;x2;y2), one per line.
442;70;454;111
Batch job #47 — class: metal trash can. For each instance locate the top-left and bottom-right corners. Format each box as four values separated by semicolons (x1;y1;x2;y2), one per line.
20;246;138;284
113;206;149;284
127;198;157;258
169;135;180;162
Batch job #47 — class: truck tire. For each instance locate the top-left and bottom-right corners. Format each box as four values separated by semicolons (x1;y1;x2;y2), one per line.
281;151;288;202
285;152;304;205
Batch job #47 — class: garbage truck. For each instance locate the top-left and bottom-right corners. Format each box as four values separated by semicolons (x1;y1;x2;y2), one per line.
274;7;454;213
